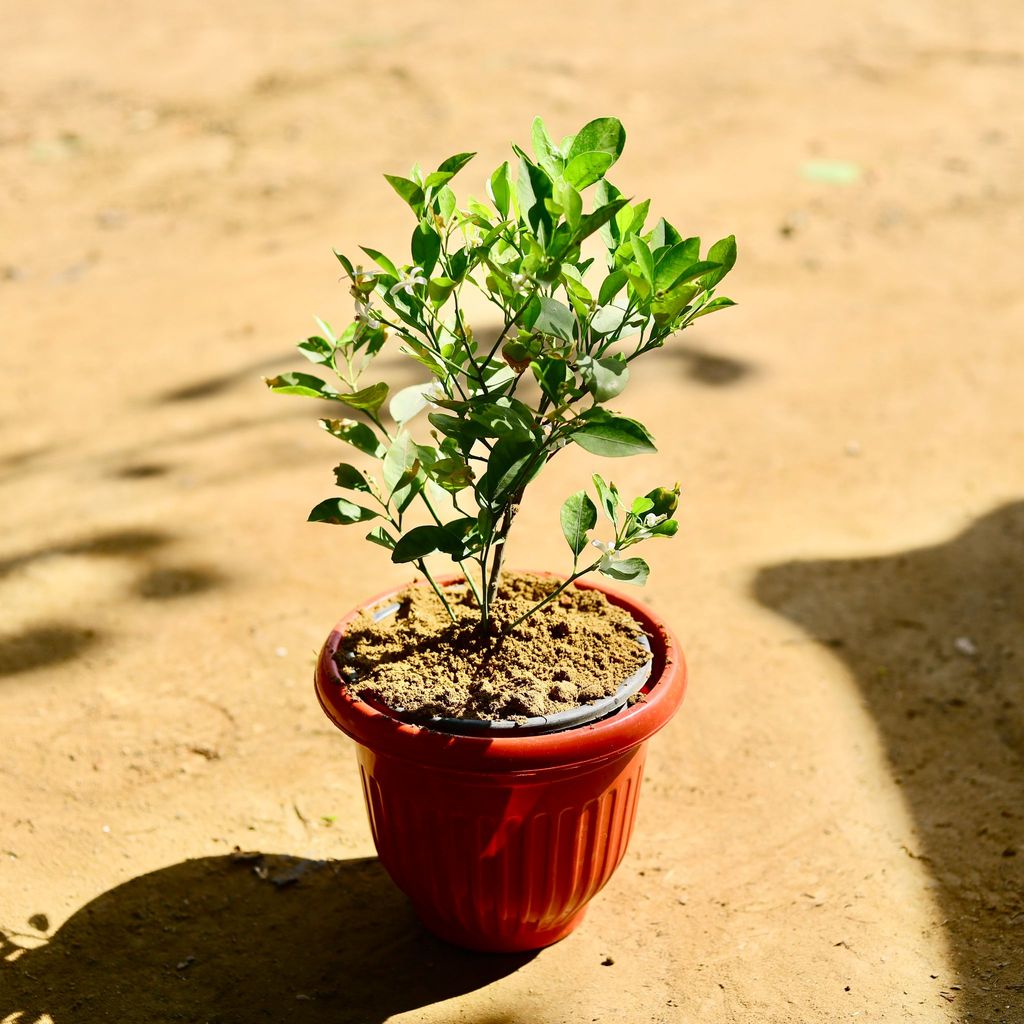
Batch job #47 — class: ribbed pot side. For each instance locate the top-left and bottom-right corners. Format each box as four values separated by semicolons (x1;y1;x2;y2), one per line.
315;575;686;953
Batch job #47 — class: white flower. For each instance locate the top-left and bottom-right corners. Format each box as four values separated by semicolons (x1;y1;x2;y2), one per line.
642;512;666;528
389;266;428;297
591;538;622;571
510;272;527;286
354;296;381;329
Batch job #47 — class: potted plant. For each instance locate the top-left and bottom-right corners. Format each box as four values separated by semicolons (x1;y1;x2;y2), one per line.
267;116;737;952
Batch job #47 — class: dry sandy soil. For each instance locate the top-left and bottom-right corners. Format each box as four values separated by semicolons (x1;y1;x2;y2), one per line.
2;1;1023;1021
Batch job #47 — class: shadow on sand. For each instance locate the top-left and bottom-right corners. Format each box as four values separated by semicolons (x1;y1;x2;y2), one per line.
0;853;533;1024
754;501;1024;1020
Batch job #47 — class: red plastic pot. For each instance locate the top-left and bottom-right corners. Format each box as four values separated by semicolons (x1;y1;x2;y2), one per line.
314;573;687;952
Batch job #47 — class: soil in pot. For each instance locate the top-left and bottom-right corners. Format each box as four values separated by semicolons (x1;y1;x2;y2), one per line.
336;572;649;723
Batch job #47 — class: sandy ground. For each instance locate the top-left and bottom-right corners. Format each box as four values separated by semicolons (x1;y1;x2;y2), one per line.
2;1;1023;1021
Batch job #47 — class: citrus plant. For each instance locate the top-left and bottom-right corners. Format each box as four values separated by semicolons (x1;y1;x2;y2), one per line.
266;116;737;630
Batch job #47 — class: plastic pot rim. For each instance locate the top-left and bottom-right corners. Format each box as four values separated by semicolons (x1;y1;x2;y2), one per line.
314;571;687;774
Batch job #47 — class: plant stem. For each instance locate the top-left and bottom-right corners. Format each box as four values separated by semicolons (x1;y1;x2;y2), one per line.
414;558;458;622
503;561;601;632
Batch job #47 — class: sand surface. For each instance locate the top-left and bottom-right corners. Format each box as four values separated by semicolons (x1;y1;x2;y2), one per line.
2;2;1022;1021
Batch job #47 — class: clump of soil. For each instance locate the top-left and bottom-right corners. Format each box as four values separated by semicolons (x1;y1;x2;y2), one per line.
336;573;650;722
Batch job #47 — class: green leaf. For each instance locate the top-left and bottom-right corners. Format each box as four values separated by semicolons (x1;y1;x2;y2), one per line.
307;497;378;525
516;154;554;241
333;250;356;279
560;490;598;558
599;556;649;586
567;117;626;163
391;525;445;563
570;197;629;248
652;282;698;323
689;296;737;320
630;496;654;516
384;174;424;212
429;457;474;492
531;356;569;405
428;276;456;305
654;239;700;291
592;473;620;525
333;463;371;492
631;236;655;286
359;246;399;279
562;151;615;190
389;382;434;423
391;524;467;563
297;336;333;365
487;161;511;217
598;269;628;305
424;152;476;190
264;372;337;399
702;235;737;288
531;116;564;178
578;353;629;402
665;259;722;288
382;431;422;513
534;296;575;341
411;223;441;276
478;437;537;505
435;185;457;222
572;410;657;457
338;382;389;415
319;418;385;457
649;217;682;249
365;526;397;550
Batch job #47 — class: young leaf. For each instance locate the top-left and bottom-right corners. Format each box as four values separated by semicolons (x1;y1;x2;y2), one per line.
264;372;338;399
338;382;389;415
534;297;575;341
631;236;655;286
384;174;425;212
297;336;333;365
567;117;626;162
411;223;441;276
531;116;564;178
598;269;628;305
307;497;378;525
487;161;511;217
560;490;598;558
333;463;371;492
593;474;620;524
389;382;435;423
359;246;399;279
563;151;615;190
571;411;657;457
689;296;737;320
428;457;474;492
365;526;397;550
599;556;649;586
702;235;737;288
531;356;569;405
423;152;476;190
319;418;385;457
578;354;629;402
382;431;421;512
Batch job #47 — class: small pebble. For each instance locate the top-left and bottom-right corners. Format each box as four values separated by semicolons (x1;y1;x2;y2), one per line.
953;636;978;657
844;440;862;457
275;646;288;658
101;824;111;834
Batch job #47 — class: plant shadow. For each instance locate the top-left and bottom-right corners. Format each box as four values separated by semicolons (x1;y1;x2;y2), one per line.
0;853;534;1024
753;500;1024;1019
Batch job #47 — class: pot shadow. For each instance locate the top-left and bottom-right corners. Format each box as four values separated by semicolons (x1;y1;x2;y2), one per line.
0;853;534;1024
753;501;1024;1018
